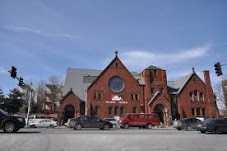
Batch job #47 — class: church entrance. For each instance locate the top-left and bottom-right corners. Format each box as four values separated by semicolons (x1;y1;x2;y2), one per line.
154;104;165;124
63;105;75;123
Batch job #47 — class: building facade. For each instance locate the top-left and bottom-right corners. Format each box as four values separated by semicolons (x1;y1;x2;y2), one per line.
87;54;144;119
168;70;219;120
58;52;219;125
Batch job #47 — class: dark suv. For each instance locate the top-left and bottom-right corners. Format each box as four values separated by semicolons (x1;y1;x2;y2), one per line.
200;118;227;134
73;116;113;130
0;109;25;133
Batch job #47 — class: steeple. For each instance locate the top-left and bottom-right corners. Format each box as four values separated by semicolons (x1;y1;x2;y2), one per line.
114;50;118;57
192;67;195;73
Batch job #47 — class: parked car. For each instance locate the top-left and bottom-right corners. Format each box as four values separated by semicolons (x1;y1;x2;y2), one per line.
103;117;120;128
0;109;25;133
200;118;227;134
119;113;160;129
73;116;113;130
174;118;202;131
28;118;57;128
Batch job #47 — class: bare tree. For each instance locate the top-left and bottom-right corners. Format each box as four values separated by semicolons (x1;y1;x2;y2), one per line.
36;81;47;113
46;76;63;104
34;76;63;114
0;88;4;100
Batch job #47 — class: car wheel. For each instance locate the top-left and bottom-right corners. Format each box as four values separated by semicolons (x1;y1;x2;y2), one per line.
146;124;152;129
13;127;20;133
103;124;110;130
3;121;16;133
176;127;182;131
215;127;221;134
30;125;37;128
185;126;192;131
49;125;55;128
74;124;82;130
123;124;129;129
200;130;206;134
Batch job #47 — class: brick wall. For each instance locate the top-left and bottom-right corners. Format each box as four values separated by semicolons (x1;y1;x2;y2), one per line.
177;72;218;119
58;91;81;124
87;57;144;118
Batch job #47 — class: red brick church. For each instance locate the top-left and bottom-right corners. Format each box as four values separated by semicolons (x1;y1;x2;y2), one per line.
58;52;219;125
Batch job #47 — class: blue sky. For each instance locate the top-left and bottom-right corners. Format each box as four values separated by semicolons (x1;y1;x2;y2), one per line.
0;0;227;94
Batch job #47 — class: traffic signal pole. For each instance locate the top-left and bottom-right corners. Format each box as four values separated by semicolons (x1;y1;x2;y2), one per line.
8;66;33;127
214;62;226;77
25;86;33;127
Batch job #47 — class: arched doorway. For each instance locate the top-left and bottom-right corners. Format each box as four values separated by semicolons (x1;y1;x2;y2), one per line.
154;104;165;124
63;105;75;123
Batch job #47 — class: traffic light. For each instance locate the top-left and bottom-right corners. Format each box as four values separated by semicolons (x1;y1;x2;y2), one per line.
18;77;25;86
214;62;223;76
10;66;17;78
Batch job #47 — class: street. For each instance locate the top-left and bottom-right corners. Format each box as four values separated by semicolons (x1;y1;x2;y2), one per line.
0;128;227;151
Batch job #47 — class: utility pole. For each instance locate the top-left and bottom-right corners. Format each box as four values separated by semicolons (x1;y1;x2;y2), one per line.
23;84;33;127
8;66;34;127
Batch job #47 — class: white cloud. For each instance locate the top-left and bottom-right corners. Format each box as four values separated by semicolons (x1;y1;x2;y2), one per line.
121;45;210;70
0;66;7;75
2;25;78;40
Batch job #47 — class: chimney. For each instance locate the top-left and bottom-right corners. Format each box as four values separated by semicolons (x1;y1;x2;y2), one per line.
203;70;212;88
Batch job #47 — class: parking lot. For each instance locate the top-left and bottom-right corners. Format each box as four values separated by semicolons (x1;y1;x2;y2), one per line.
0;128;227;151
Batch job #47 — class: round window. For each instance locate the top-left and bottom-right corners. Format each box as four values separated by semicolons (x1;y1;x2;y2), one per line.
108;76;125;93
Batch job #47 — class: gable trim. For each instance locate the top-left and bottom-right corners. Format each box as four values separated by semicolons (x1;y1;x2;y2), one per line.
60;89;81;103
87;56;140;90
177;73;207;95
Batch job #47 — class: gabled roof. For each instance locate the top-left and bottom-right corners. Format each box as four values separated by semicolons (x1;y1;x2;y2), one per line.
60;89;83;103
63;66;145;101
146;65;164;70
167;72;206;95
63;68;101;100
88;55;141;90
168;73;193;90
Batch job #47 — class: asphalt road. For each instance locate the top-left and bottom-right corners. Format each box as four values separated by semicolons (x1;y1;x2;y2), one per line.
0;128;227;151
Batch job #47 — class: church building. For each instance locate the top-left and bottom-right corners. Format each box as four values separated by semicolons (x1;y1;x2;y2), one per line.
58;52;219;125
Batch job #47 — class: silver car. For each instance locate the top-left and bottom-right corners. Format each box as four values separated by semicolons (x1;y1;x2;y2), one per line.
29;119;57;128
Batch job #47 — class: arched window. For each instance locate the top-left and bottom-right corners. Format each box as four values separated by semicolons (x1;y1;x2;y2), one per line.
194;90;198;101
95;106;99;115
190;92;194;101
199;93;204;102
